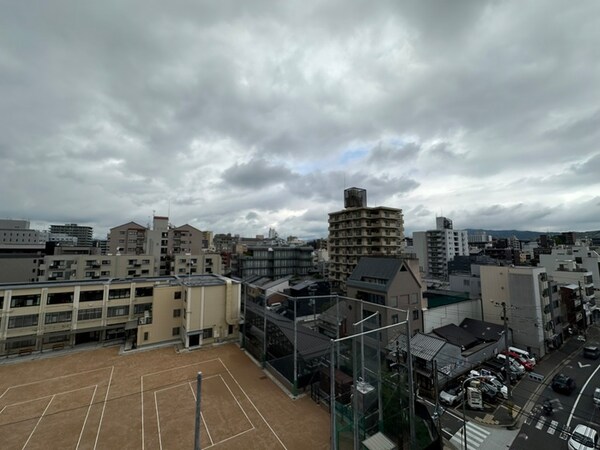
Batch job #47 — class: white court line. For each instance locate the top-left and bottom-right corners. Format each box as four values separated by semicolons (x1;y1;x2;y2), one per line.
140;358;221;450
21;395;55;450
153;375;220;395
142;358;220;380
154;391;163;450
93;366;114;450
218;358;288;450
141;376;145;450
0;366;113;400
0;385;96;414
548;420;558;435
216;375;255;429
76;385;99;450
188;382;214;446
204;428;255;449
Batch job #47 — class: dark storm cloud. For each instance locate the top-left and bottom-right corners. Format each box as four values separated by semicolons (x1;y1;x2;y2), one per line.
1;1;600;237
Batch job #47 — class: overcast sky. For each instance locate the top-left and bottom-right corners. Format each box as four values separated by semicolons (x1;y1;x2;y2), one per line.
1;1;599;240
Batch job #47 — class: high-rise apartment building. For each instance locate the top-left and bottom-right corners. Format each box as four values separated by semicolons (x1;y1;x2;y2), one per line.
49;224;93;247
413;217;469;281
328;187;404;293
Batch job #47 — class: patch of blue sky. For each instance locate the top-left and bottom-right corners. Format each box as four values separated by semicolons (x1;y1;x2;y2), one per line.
338;147;369;166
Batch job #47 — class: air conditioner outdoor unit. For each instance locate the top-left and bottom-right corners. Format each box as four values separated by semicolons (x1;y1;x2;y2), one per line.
138;317;146;325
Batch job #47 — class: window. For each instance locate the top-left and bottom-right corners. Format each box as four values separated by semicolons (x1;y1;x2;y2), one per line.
45;311;72;324
392;314;399;324
410;293;419;304
7;338;37;350
107;306;129;317
108;289;130;300
102;260;111;265
144;332;149;341
172;327;180;336
412;310;419;320
46;292;73;305
0;296;3;309
8;314;39;328
134;303;152;315
228;325;234;335
135;287;153;297
202;328;213;339
80;290;104;302
78;308;102;321
142;259;150;264
11;294;41;308
173;309;181;318
174;291;182;300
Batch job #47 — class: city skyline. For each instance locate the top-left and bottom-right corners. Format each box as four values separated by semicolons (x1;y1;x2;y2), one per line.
1;1;599;239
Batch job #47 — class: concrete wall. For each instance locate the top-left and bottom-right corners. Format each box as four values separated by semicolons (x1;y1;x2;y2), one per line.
423;299;482;333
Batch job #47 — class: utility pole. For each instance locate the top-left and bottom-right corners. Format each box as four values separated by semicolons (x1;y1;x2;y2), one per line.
194;371;203;450
501;302;512;419
406;316;416;448
433;360;442;449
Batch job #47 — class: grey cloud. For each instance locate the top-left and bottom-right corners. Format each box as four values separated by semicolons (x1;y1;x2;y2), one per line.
221;159;294;189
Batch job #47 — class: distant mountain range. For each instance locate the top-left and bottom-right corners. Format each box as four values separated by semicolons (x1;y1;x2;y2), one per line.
465;229;600;241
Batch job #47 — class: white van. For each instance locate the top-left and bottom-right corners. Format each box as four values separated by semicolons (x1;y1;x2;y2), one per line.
509;346;536;366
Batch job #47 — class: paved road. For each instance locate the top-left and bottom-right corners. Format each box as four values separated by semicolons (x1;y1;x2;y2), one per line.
511;329;600;449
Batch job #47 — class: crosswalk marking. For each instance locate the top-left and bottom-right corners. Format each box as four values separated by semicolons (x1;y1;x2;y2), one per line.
450;422;491;449
535;416;546;430
548;420;558;435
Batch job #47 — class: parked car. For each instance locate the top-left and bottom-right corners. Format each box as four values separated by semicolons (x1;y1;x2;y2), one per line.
568;424;598;450
551;373;576;395
594;388;600;408
439;385;464;406
583;346;600;360
508;346;536;366
496;354;526;377
502;350;534;371
486;377;509;399
482;361;518;384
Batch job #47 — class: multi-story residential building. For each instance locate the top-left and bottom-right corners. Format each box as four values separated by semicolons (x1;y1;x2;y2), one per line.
0;254;43;283
172;253;221;276
108;221;148;255
109;217;214;276
0;274;240;356
38;255;156;281
539;244;600;291
49;224;93;247
237;246;313;279
346;256;424;335
413;217;469;281
480;265;559;358
1;219;46;246
328;187;404;293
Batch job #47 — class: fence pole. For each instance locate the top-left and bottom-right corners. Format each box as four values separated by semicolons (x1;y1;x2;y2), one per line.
330;340;337;450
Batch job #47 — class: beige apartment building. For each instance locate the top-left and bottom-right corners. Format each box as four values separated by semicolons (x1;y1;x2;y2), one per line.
328;187;404;293
38;254;156;281
0;274;240;356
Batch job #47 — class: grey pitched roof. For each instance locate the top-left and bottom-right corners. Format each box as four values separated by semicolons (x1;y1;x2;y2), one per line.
347;257;406;292
390;332;446;361
459;318;504;342
432;324;480;349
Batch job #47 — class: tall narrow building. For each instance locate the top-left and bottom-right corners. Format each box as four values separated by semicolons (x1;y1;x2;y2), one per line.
413;217;469;281
328;187;404;293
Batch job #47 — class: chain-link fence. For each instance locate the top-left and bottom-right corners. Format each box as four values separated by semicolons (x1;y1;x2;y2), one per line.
240;285;427;449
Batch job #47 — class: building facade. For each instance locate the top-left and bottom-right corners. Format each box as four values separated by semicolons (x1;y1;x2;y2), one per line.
49;224;94;247
237;246;313;279
346;256;424;335
413;217;468;281
480;265;558;358
0;274;240;356
328;187;404;293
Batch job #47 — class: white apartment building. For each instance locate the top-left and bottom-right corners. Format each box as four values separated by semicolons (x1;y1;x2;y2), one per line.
413;217;469;281
0;219;46;245
480;265;558;358
540;244;600;291
0;274;240;356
